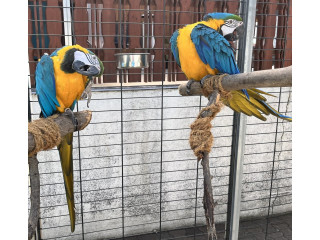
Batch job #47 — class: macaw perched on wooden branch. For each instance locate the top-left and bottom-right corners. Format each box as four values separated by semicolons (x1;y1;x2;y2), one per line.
170;12;291;121
35;44;104;232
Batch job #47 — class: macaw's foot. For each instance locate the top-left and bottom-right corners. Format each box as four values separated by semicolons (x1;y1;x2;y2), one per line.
186;79;196;95
200;75;213;88
65;108;79;131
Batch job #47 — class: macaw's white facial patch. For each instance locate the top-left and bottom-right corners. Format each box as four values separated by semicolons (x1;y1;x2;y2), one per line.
221;20;243;37
221;24;235;37
74;51;101;71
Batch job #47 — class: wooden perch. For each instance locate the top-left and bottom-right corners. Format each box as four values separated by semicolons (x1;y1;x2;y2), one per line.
28;110;92;155
179;66;292;96
28;110;92;240
188;89;221;239
201;90;220;240
202;152;217;239
28;155;40;240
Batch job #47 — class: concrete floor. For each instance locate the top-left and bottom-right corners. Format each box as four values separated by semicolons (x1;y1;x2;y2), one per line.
116;213;292;240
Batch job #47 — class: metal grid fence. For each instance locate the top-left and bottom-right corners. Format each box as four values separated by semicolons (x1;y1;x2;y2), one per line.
240;0;292;238
28;0;292;239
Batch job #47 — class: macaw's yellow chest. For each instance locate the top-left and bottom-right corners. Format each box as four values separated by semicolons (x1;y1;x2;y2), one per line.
177;20;223;81
53;62;88;113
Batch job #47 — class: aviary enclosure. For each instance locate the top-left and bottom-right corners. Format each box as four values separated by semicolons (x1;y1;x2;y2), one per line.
28;0;292;239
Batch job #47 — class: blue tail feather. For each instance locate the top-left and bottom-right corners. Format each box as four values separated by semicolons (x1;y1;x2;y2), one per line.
242;89;250;99
258;99;292;120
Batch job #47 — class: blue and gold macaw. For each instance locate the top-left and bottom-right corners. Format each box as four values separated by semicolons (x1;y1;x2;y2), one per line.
35;44;104;232
170;12;291;121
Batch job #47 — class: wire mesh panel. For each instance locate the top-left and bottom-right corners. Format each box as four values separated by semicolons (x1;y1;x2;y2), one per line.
29;91;235;240
28;0;292;240
240;88;292;239
239;0;292;239
28;1;234;239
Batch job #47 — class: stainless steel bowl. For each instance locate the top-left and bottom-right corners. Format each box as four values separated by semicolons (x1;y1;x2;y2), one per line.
115;53;150;69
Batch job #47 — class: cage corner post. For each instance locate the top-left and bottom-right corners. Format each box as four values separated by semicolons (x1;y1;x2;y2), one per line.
225;0;257;239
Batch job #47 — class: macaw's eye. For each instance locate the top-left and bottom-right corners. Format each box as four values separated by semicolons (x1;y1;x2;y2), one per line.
93;56;97;60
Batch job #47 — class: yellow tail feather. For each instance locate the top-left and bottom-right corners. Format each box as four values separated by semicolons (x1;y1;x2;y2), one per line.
251;88;276;97
222;89;291;122
58;132;75;232
244;95;270;115
234;96;254;116
246;89;267;101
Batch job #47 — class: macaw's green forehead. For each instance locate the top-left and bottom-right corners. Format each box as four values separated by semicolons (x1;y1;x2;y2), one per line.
204;12;242;21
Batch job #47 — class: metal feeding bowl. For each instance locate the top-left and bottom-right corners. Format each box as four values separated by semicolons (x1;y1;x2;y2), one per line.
115;53;150;69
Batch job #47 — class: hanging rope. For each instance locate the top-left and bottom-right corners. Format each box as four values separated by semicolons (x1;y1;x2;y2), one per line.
28;115;61;157
189;74;231;160
201;74;232;99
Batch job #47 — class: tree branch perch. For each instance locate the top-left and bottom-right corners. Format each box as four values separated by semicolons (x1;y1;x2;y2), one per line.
28;155;40;240
189;89;221;240
28;110;92;239
28;110;92;155
179;66;292;96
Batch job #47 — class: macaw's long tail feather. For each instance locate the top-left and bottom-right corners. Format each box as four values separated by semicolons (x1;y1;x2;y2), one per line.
58;132;75;232
241;89;250;99
222;88;292;122
257;98;292;121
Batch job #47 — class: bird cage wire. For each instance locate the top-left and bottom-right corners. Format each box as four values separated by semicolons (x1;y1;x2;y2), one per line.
238;0;292;239
28;0;292;239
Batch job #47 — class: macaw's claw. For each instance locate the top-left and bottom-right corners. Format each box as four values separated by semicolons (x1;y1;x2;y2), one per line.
186;80;196;95
80;79;93;108
65;108;79;131
200;75;213;88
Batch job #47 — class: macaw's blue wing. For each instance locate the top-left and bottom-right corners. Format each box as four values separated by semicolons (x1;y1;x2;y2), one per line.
191;24;250;98
170;29;181;67
35;54;60;117
191;24;240;74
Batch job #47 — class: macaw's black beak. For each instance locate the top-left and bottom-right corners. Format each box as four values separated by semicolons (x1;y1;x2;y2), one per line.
72;60;100;76
224;22;245;42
